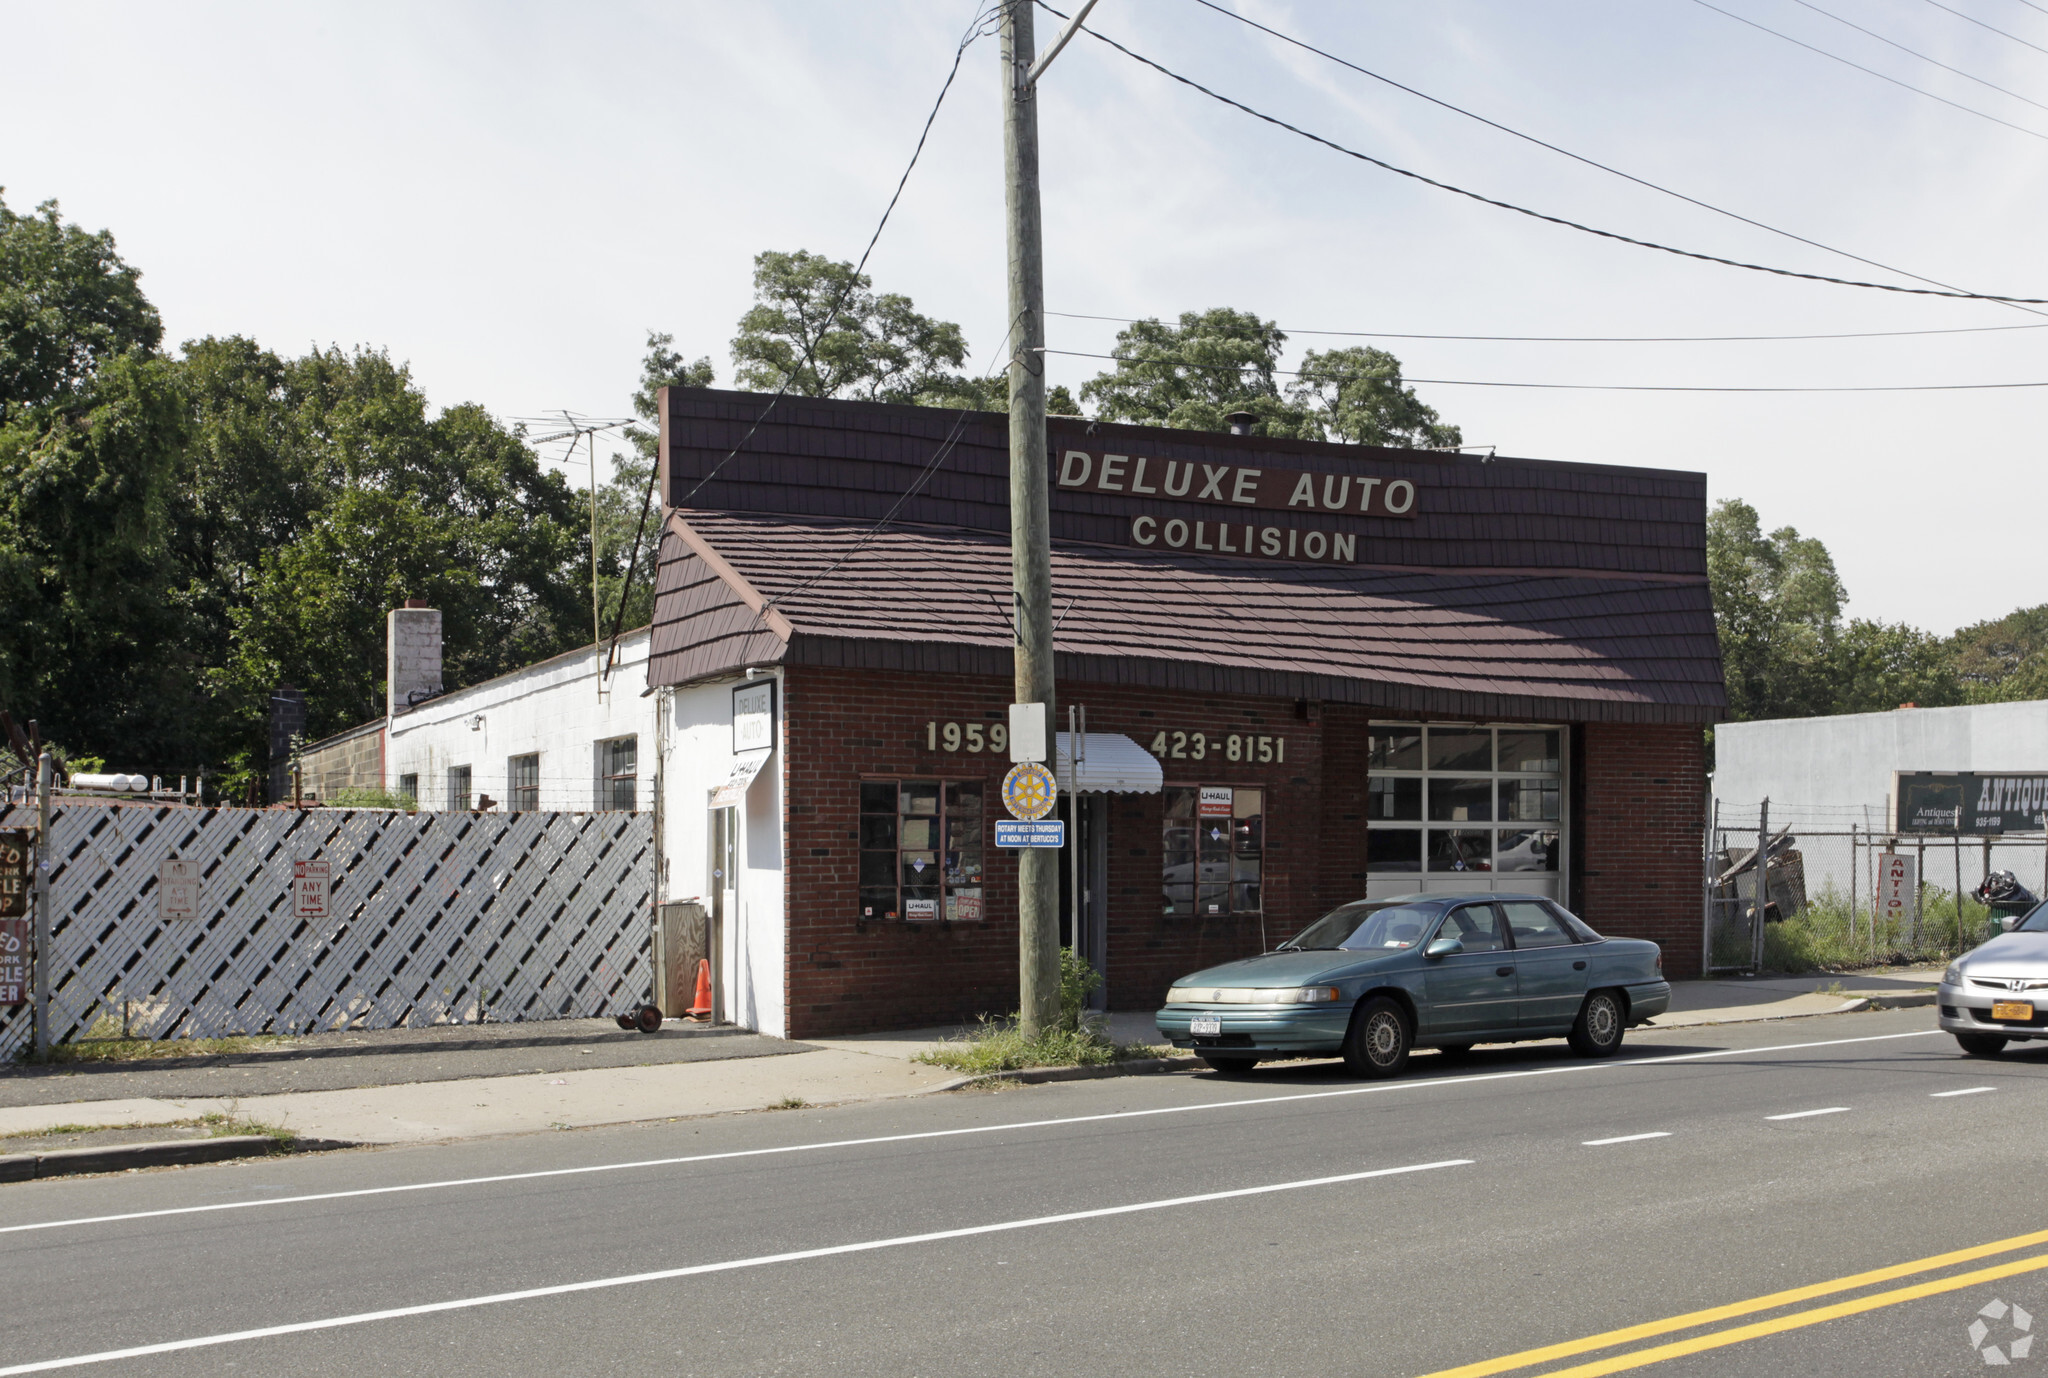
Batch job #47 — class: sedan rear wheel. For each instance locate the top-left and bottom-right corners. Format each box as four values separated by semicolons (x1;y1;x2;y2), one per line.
1342;997;1411;1079
1567;989;1626;1057
1956;1032;2008;1057
1200;1054;1259;1076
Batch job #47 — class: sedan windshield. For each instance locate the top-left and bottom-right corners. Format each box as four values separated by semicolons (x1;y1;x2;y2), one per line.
1282;902;1437;952
2014;902;2048;932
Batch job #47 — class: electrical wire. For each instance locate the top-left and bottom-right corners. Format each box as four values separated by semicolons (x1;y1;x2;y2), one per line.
669;3;1001;515
1918;0;2048;58
1785;0;2048;113
1041;346;2048;391
1045;309;2048;343
1690;0;2048;141
1038;2;2048;302
1187;0;2042;316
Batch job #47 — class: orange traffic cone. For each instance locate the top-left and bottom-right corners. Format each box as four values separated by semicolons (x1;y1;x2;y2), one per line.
686;958;713;1021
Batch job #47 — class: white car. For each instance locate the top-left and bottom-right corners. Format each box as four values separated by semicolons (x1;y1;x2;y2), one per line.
1939;902;2048;1055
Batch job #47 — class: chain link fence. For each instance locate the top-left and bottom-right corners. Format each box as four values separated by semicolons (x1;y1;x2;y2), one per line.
1706;801;2048;973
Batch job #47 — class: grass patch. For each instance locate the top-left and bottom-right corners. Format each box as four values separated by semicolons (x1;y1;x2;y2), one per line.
1753;883;1999;974
20;1033;290;1066
767;1097;810;1111
1;1113;295;1150
913;948;1168;1075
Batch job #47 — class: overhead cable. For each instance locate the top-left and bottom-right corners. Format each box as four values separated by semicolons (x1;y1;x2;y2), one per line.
1917;0;2048;57
669;3;1000;514
1785;0;2048;113
1046;309;2048;344
1690;0;2048;141
1041;347;2048;391
1038;3;2048;302
1187;0;2037;313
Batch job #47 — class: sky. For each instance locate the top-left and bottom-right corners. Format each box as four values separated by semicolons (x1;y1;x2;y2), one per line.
5;0;2046;634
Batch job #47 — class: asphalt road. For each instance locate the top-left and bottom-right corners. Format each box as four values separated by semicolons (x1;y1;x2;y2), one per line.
0;1006;2039;1377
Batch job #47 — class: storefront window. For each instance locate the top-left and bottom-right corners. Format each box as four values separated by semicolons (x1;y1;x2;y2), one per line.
1162;785;1262;916
859;779;984;922
1365;725;1564;898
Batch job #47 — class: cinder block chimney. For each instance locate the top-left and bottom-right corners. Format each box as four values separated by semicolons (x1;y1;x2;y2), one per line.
387;600;443;716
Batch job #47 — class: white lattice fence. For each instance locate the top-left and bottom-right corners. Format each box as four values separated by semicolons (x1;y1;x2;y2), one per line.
0;803;653;1058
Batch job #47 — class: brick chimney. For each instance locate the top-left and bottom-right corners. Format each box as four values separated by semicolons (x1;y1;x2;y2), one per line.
387;602;443;716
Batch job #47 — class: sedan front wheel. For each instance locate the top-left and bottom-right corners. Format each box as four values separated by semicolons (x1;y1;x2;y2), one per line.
1956;1032;2008;1057
1343;997;1412;1079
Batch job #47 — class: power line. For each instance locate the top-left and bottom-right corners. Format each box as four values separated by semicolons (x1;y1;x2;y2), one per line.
1046;309;2048;344
1786;0;2048;113
1187;0;2041;318
1691;0;2048;141
1042;4;2048;303
1918;0;2048;57
1041;346;2048;391
669;4;1000;515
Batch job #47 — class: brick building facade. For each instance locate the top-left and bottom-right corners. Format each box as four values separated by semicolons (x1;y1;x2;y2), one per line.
648;388;1725;1040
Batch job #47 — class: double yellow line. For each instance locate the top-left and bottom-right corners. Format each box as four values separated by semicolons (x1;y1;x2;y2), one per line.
1417;1228;2048;1378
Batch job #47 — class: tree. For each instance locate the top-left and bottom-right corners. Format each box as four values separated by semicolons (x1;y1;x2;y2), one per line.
1706;498;1845;720
214;348;589;757
1949;604;2048;702
730;250;968;402
1077;308;1460;445
1831;620;1962;714
0;193;162;425
591;333;714;638
1078;308;1318;438
1291;346;1461;448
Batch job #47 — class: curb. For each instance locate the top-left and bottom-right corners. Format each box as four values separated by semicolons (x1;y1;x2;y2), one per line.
1846;991;1938;1012
931;1055;1199;1092
0;1134;333;1182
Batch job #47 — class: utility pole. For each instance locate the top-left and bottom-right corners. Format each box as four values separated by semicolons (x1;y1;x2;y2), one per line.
1003;0;1059;1037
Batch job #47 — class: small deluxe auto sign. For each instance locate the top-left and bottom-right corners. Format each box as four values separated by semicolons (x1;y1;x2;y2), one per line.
1056;450;1418;518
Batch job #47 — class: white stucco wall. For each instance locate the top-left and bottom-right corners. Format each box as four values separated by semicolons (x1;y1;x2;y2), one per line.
663;673;786;1039
383;630;656;814
1713;701;2048;828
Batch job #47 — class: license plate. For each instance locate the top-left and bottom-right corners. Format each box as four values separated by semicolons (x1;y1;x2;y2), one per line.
1189;1015;1222;1036
1992;1001;2034;1023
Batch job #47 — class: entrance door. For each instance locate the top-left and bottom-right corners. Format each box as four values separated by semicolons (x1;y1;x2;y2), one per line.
709;806;737;1024
1422;902;1519;1037
1057;795;1108;1010
1502;899;1588;1030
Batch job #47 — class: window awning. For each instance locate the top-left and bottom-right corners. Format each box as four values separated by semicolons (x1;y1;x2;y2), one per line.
1054;732;1163;794
709;750;771;807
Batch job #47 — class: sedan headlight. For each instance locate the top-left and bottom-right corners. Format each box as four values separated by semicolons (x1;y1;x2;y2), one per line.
1944;962;1965;987
1166;986;1341;1005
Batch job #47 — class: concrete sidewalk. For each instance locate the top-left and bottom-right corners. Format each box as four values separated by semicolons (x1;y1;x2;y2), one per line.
0;974;1944;1152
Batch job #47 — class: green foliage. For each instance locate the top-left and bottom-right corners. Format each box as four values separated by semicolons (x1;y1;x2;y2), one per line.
731;249;969;403
1292;346;1461;448
591;332;712;638
1706;498;2043;721
1076;308;1459;446
1830;619;1961;714
912;948;1164;1073
1708;498;1847;720
0;193;162;424
1753;884;1990;972
1951;604;2048;703
1079;307;1319;438
323;785;417;812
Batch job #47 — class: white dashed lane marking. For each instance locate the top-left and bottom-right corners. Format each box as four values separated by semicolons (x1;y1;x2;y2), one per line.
1765;1107;1851;1121
1582;1132;1673;1146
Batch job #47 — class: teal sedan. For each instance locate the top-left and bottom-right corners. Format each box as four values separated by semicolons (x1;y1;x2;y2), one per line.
1155;893;1669;1077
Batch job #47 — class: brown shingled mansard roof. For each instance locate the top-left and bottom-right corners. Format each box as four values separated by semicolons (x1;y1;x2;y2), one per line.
646;389;1726;724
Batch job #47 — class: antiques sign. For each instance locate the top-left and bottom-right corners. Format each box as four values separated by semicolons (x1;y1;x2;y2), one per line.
1895;771;2048;834
0;828;27;1005
1054;447;1420;568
